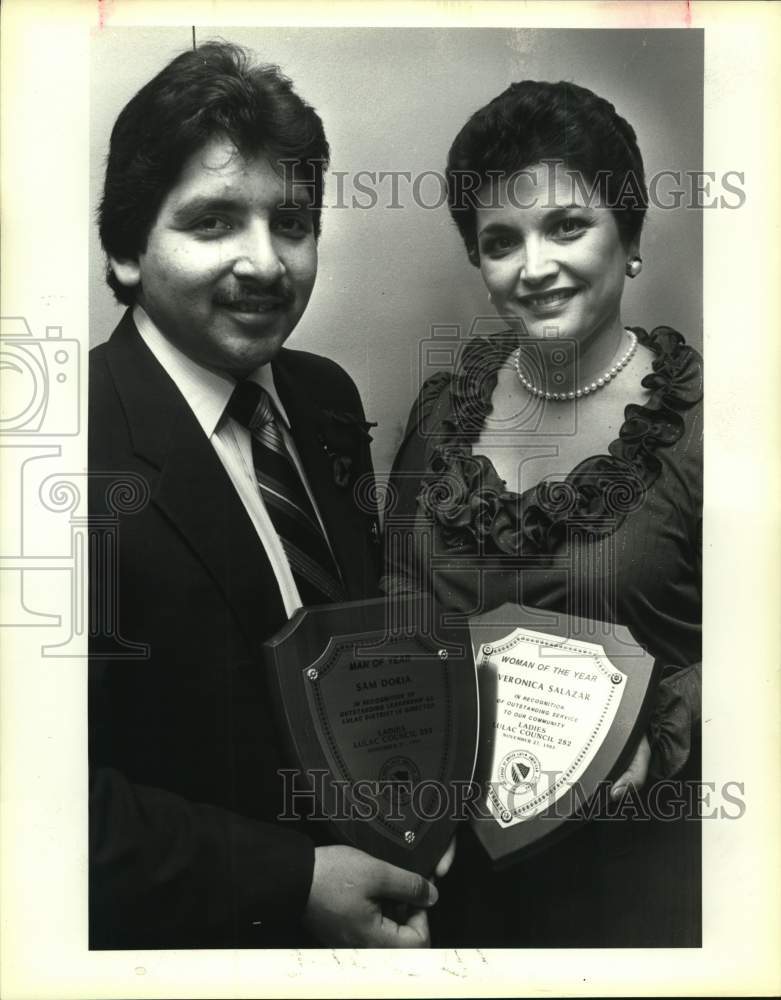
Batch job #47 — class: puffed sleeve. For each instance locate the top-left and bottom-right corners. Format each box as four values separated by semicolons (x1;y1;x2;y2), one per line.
381;371;453;596
648;396;703;779
648;659;702;778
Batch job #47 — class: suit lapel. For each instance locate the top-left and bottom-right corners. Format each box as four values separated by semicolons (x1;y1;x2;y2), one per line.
105;314;286;652
272;356;368;599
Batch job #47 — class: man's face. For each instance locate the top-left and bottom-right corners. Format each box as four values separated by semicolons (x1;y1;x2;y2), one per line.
111;136;318;378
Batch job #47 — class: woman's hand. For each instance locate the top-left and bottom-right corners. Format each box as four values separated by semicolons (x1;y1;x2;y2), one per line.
434;835;457;879
610;734;651;800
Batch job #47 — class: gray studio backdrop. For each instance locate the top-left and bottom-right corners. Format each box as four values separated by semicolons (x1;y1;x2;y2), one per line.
90;27;703;475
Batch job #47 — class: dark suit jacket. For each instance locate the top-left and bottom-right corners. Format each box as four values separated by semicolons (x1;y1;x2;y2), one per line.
88;311;380;949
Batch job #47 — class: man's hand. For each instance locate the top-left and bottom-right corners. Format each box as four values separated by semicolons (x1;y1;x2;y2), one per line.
610;733;651;799
303;845;438;947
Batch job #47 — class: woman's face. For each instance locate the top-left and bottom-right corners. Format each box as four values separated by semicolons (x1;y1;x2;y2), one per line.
475;162;636;349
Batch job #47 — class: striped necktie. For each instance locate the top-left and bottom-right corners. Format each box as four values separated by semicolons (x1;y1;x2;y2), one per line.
226;380;346;606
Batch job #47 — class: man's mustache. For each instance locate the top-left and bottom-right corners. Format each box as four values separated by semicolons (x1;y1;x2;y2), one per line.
213;281;295;309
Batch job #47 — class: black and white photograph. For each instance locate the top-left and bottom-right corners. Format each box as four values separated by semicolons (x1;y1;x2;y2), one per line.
1;1;779;997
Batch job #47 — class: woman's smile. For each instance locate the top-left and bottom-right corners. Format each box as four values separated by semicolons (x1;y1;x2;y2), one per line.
516;286;579;315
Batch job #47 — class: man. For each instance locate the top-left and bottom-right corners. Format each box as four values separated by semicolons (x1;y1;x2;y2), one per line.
89;41;438;949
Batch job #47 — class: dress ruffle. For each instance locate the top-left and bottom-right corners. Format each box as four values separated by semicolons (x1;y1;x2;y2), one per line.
418;326;703;558
402;326;702;779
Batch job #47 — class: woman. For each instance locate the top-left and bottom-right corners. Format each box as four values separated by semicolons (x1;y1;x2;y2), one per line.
383;81;702;946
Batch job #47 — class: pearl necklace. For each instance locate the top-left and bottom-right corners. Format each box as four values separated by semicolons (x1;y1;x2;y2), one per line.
513;329;638;401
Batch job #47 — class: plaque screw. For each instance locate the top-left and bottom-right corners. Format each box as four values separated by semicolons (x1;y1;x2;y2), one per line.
501;811;512;823
438;649;448;661
306;667;319;681
404;830;415;845
483;645;492;656
611;672;623;684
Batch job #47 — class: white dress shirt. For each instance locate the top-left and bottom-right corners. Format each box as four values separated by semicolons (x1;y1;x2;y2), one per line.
134;305;331;618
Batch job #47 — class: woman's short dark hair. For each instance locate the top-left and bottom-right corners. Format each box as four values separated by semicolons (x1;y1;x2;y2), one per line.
446;80;648;266
99;41;330;305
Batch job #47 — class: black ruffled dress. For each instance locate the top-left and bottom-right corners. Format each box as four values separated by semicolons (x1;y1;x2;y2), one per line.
383;327;703;946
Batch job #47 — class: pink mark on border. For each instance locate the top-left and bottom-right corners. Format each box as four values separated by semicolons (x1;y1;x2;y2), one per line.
605;2;695;29
97;0;112;31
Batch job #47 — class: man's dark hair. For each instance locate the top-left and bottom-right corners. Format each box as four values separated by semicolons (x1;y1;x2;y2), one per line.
99;41;330;305
446;80;648;266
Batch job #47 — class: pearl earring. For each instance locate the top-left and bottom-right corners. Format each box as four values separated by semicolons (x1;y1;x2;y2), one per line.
626;256;643;279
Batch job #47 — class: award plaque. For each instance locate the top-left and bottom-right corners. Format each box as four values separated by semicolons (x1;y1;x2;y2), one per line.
263;597;479;876
468;603;659;869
